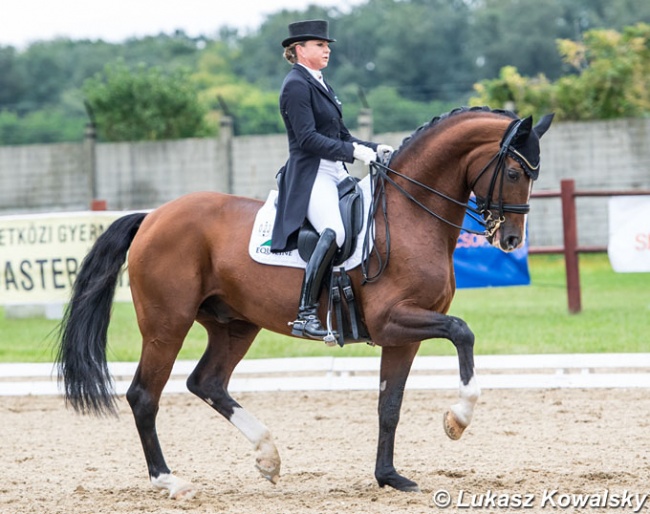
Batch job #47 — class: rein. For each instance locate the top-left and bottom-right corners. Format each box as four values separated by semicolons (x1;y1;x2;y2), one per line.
361;120;531;283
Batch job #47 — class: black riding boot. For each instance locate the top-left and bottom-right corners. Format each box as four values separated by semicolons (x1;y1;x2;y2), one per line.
291;228;338;339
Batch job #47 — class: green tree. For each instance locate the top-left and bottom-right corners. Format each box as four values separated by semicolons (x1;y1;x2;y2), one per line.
470;23;650;121
83;61;215;141
469;66;555;120
13;41;74;112
468;0;650;81
0;109;85;145
191;40;284;135
554;23;650;119
268;0;480;103
0;47;25;110
364;86;457;132
3;0;650;144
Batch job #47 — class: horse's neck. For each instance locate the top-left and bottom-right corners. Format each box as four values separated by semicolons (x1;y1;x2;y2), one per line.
384;123;499;255
419;150;469;199
393;116;504;214
391;143;472;223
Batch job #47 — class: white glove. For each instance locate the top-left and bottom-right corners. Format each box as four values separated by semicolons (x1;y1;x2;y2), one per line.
376;144;394;162
353;143;376;165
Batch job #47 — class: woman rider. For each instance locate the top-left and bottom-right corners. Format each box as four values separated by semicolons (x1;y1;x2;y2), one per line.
271;19;393;340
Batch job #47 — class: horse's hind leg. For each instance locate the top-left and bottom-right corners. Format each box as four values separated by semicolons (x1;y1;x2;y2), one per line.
186;318;281;484
126;317;196;499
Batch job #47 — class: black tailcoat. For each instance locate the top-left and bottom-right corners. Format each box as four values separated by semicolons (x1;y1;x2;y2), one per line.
271;64;377;252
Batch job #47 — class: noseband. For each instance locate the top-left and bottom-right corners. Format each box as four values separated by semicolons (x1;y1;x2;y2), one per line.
361;119;536;283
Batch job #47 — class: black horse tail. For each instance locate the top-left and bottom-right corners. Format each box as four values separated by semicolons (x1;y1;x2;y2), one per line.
56;212;147;416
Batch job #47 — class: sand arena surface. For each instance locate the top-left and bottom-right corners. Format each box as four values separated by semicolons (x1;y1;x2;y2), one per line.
2;388;649;513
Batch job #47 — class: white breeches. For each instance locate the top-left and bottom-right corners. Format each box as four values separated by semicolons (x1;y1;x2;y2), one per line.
306;159;348;248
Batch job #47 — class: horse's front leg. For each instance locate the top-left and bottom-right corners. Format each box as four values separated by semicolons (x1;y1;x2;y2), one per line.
375;343;421;492
440;315;481;441
377;309;480;442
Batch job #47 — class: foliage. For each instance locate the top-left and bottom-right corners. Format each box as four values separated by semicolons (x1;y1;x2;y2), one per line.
0;254;645;363
0;109;86;144
192;41;284;135
469;66;555;121
0;33;205;144
470;23;650;121
360;0;477;102
554;23;650;119
364;87;457;133
82;61;215;141
1;1;650;143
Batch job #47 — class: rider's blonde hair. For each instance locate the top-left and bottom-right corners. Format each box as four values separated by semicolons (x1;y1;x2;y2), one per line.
283;42;304;64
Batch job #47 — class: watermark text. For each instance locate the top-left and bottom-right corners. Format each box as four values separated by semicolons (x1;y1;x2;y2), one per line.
431;489;648;512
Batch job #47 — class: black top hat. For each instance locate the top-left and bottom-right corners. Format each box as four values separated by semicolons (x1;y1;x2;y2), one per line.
282;19;336;47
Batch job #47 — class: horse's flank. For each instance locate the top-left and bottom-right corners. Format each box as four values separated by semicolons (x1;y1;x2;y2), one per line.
128;192;298;336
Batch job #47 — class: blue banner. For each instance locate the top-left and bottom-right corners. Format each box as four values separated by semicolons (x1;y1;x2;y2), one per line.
453;201;530;289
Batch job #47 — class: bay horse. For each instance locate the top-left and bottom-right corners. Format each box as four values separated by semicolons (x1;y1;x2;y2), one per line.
56;106;553;499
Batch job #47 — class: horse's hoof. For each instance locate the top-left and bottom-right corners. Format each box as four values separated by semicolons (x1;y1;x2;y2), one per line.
443;410;467;440
398;483;421;493
256;459;280;485
152;473;196;500
376;471;420;492
378;480;421;492
170;483;196;500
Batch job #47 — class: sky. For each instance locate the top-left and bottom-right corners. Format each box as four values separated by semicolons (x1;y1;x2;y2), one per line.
0;0;366;48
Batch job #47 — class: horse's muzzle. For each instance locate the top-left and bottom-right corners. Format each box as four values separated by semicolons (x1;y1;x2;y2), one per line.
487;229;523;252
502;234;522;252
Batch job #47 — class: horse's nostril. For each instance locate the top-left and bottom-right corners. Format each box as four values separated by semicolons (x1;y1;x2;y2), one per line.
505;235;520;250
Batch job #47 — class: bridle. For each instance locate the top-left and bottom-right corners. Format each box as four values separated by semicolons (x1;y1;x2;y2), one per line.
361;118;537;283
470;117;536;219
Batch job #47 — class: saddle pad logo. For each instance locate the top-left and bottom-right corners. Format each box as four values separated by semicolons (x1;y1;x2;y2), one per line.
257;220;272;239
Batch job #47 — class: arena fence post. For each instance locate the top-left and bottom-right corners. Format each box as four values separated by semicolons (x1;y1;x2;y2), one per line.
560;179;582;313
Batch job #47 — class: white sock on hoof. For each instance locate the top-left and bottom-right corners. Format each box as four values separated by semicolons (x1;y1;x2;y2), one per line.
151;473;195;500
450;375;481;426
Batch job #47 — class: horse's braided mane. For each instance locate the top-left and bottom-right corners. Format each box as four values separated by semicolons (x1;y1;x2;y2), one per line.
393;105;518;158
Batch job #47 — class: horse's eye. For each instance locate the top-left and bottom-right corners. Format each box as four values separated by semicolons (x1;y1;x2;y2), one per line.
507;168;520;181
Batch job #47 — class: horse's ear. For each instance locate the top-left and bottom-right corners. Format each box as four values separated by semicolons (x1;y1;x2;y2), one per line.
508;116;532;147
533;113;554;139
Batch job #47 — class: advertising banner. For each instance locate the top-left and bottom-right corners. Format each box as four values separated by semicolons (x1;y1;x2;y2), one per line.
453;200;530;289
0;211;131;305
608;196;650;273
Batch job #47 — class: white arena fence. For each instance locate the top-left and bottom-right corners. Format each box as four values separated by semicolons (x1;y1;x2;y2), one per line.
1;353;649;396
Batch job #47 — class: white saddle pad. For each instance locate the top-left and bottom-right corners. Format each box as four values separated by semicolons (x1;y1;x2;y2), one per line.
248;175;373;270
